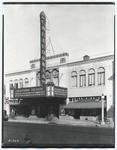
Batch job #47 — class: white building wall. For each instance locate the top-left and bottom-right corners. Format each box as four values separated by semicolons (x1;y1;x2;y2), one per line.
5;70;36;99
67;58;113;111
59;66;68;88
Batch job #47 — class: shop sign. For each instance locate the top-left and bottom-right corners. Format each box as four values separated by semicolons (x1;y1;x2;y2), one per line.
54;86;67;98
14;86;46;98
40;11;46;85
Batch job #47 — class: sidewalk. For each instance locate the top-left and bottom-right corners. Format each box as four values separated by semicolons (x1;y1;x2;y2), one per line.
8;116;114;128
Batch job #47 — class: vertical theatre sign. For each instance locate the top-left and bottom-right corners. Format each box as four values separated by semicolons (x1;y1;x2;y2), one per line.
40;11;46;85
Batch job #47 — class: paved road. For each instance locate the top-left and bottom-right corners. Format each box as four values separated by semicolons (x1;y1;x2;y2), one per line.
2;121;114;148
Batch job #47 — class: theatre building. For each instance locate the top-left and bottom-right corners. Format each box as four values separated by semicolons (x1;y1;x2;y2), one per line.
4;53;114;120
4;53;69;118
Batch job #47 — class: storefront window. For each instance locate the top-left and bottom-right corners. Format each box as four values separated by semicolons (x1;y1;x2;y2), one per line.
71;71;77;87
88;69;95;86
52;69;59;86
79;70;86;87
98;67;105;85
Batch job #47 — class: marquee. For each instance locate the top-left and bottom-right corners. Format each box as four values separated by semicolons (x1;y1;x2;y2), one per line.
12;86;67;99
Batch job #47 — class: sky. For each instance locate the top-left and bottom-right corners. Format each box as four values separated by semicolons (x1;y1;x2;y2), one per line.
3;3;115;73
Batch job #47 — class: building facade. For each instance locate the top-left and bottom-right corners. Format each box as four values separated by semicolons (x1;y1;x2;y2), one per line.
4;53;114;120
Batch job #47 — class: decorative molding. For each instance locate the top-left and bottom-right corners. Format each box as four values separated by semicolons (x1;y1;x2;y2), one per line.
29;52;69;63
5;54;114;77
67;55;114;67
5;69;35;77
5;67;59;77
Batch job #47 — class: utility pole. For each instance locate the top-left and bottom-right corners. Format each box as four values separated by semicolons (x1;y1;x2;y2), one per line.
101;94;105;125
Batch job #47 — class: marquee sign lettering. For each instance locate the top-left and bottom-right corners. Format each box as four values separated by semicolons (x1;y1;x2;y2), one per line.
14;86;46;98
54;86;67;98
40;11;46;85
13;86;67;99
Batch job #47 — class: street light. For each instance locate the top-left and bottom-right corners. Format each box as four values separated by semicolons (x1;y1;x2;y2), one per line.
101;94;105;125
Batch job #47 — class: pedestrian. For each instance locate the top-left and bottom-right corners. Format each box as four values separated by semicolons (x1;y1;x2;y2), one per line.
24;134;32;144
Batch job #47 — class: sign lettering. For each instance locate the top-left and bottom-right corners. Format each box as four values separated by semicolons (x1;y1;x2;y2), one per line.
54;86;67;98
14;86;67;98
40;11;46;85
14;86;46;98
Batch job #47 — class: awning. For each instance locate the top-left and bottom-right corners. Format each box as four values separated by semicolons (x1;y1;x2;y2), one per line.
64;102;107;109
108;74;115;80
107;105;114;118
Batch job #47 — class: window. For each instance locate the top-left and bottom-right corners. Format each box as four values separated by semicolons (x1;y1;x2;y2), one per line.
88;69;95;86
24;78;29;87
14;79;18;89
37;71;40;86
52;69;59;86
71;71;77;87
60;57;66;64
19;79;23;88
79;70;86;87
69;98;72;102
46;71;51;84
9;80;13;89
31;64;35;69
98;67;105;85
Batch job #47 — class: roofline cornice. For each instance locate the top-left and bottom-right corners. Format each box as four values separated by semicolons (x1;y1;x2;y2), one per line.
5;54;114;76
29;52;69;63
67;54;114;67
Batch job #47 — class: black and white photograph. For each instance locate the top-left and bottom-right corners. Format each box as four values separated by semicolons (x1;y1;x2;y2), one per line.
2;2;115;148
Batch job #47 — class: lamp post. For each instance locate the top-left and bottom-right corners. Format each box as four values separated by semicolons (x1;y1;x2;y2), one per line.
101;94;105;125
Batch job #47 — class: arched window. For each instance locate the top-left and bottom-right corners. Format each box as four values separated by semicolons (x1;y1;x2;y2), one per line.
60;57;66;64
98;67;105;85
19;79;23;88
31;64;35;69
52;69;59;86
14;79;18;89
79;70;86;87
24;78;29;87
46;71;51;84
88;69;95;86
9;80;13;89
71;71;77;87
36;71;40;86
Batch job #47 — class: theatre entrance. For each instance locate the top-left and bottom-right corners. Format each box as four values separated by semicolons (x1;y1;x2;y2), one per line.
12;85;67;118
10;97;66;118
29;97;65;118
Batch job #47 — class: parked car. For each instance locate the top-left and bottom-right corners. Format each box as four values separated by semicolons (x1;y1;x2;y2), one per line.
3;110;8;121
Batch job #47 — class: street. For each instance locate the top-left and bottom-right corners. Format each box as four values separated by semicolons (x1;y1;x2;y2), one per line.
2;121;114;148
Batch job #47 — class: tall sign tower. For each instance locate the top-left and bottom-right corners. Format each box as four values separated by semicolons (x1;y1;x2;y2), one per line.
40;11;46;85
